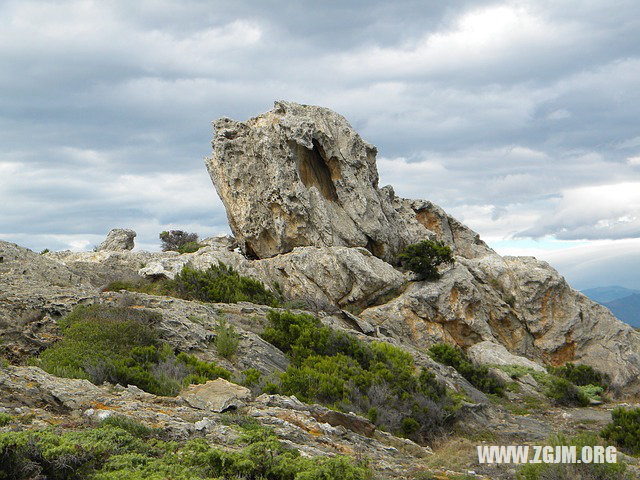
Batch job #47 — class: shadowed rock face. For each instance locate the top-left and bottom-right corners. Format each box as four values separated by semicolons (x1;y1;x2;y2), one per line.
206;100;434;262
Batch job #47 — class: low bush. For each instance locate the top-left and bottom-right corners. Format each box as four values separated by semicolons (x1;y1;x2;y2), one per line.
397;240;454;280
428;343;504;395
174;263;280;306
105;262;281;307
214;318;240;359
543;376;590;407
31;305;230;396
99;415;157;438
261;310;458;442
601;407;640;455
0;413;11;427
548;362;609;389
0;422;371;480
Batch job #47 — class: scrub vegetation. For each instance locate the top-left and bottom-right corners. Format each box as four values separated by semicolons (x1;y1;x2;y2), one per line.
105;262;281;307
30;305;230;396
260;310;459;442
0;420;371;480
428;343;504;395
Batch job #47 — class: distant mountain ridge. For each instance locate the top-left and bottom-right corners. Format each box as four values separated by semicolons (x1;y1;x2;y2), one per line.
602;294;640;328
581;286;640;303
582;286;640;328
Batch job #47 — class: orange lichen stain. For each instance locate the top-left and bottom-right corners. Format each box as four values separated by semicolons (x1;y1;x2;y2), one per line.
540;290;553;324
449;287;459;307
91;402;118;410
416;210;442;237
26;382;35;388
402;308;430;342
549;333;576;366
333;443;355;455
277;412;323;437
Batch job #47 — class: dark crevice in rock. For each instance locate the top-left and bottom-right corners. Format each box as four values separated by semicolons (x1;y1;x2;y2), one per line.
293;139;340;202
364;235;386;259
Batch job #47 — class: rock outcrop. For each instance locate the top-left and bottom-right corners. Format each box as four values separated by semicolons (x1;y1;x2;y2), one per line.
97;228;136;251
206;101;430;262
467;341;546;372
205;101;640;392
0;241;96;362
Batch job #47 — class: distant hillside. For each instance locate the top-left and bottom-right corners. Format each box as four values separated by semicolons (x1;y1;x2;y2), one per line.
602;294;640;328
581;286;640;303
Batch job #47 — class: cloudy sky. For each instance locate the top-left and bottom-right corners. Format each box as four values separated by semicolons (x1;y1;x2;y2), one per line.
2;0;640;290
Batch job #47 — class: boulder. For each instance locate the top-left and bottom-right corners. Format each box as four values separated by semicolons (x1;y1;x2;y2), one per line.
180;378;252;412
251;246;407;309
97;228;136;251
206;101;430;262
313;409;376;437
468;341;545;372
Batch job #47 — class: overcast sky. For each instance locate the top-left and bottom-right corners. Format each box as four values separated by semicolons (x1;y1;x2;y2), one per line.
1;0;639;290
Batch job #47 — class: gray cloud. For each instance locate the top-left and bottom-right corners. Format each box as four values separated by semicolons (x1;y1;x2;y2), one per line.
1;0;640;289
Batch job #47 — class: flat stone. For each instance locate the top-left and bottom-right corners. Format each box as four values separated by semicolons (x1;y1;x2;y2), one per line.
180;378;252;412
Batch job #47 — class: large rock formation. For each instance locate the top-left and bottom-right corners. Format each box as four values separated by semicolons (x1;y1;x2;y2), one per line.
205;101;640;392
206;101;431;262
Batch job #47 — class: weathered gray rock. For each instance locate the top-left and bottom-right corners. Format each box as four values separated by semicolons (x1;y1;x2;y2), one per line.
180;378;252;412
97;228;136;251
251;246;406;309
0;241;96;362
468;341;545;372
206;101;432;262
360;250;640;391
200;234;239;251
0;366;103;411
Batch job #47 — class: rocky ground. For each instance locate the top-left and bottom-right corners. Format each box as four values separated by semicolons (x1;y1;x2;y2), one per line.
2;237;639;479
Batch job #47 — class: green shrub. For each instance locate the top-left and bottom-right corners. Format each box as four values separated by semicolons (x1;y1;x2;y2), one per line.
99;416;157;438
578;384;605;402
32;305;230;396
105;263;280;307
543;376;590;407
159;230;198;252
0;422;371;480
397;240;454;280
0;413;11;427
548;362;609;389
428;343;504;395
242;368;262;387
177;241;202;254
493;364;538;379
401;417;420;436
174;263;280;306
214;318;240;359
601;407;640;454
262;311;457;442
